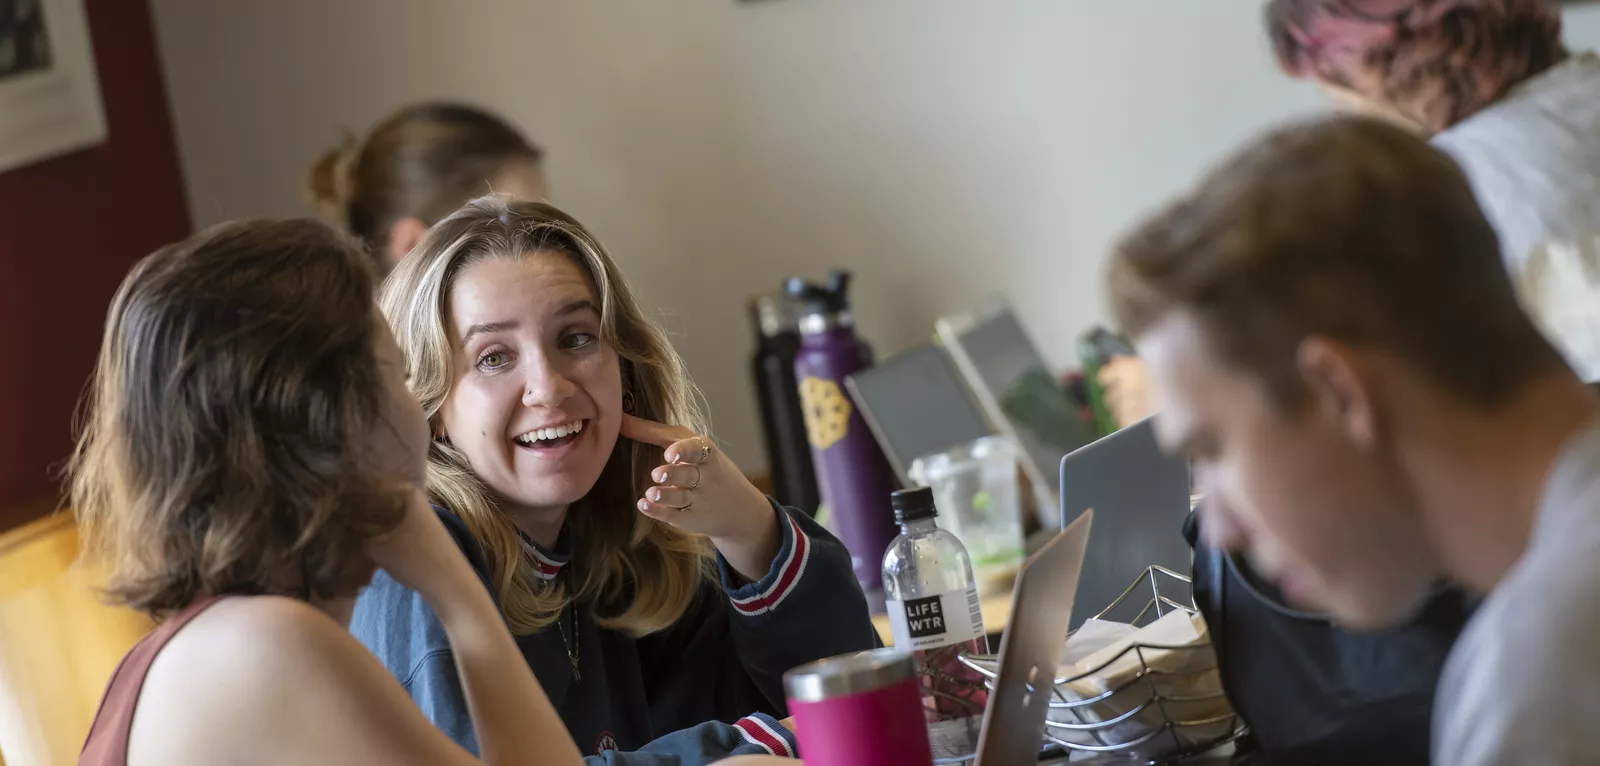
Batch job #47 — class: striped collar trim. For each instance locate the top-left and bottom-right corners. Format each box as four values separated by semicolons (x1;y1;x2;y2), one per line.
516;530;571;582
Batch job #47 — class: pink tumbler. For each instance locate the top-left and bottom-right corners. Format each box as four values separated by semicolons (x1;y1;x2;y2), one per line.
783;648;934;766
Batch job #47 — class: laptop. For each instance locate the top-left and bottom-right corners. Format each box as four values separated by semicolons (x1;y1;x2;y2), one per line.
1058;417;1193;631
844;342;995;486
971;508;1093;766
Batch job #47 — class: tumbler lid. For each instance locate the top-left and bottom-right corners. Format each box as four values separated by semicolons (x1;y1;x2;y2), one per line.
783;648;916;703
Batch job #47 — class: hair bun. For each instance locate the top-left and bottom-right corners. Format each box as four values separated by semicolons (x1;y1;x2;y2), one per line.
305;133;360;225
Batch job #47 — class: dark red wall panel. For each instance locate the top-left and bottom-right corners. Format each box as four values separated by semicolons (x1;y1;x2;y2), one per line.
0;0;191;531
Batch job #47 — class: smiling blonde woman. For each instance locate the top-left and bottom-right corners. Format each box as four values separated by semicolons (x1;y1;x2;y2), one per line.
351;195;878;764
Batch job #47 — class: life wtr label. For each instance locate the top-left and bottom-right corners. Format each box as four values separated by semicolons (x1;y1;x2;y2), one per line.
886;588;985;650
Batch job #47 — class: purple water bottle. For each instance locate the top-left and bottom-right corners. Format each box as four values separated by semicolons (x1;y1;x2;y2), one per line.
786;271;900;612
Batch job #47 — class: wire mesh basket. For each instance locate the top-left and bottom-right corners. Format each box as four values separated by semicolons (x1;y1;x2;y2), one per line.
952;565;1246;764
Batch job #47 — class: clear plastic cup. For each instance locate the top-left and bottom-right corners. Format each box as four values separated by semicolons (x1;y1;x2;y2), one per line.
908;435;1027;595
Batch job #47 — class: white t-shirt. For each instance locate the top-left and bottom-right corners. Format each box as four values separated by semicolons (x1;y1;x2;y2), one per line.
1433;418;1600;764
1433;53;1600;382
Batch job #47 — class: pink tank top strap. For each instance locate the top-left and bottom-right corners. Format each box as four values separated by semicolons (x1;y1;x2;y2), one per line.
78;595;229;766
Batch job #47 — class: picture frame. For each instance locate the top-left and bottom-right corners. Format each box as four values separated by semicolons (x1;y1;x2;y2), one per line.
0;0;106;174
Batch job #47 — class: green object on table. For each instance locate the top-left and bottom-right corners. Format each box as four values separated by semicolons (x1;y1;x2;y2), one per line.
998;366;1096;453
1078;327;1135;438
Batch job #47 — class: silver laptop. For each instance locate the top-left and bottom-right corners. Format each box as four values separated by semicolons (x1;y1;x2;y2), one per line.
972;509;1093;766
1059;417;1193;631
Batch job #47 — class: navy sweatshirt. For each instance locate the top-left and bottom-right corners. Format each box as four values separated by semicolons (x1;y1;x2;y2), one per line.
350;499;880;763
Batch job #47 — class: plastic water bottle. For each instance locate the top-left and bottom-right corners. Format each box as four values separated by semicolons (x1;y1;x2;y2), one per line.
882;487;990;762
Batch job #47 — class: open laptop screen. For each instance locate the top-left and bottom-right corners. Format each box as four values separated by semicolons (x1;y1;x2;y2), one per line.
844;343;994;485
938;303;1097;526
1059;418;1193;631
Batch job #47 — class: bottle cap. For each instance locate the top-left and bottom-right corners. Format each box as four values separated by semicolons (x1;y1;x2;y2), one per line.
748;292;798;338
891;487;938;523
783;270;853;318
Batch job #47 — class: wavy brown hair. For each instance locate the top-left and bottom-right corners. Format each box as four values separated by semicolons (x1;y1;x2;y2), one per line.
68;219;411;619
381;195;714;636
1266;0;1568;133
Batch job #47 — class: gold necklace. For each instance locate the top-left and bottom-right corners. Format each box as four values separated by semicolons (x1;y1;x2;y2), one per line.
554;600;580;682
521;538;579;682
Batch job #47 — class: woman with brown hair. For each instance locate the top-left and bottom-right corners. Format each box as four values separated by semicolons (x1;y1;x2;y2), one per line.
307;102;548;275
351;194;877;764
1266;0;1600;381
70;219;586;765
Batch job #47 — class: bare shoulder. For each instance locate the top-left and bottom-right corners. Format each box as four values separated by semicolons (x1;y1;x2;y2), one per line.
164;596;368;685
196;595;356;654
131;596;394;764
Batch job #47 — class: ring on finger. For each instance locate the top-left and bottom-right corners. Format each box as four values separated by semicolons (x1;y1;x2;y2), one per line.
691;436;714;465
683;464;703;491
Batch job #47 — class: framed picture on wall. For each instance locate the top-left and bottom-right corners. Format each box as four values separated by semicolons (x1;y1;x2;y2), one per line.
0;0;105;174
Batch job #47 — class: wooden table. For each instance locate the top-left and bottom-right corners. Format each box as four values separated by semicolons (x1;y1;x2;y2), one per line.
872;592;1015;645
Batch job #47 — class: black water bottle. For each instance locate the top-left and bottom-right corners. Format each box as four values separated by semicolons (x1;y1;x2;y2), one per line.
748;292;820;516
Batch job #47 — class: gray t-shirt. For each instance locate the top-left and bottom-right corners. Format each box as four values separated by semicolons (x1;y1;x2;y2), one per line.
1433;53;1600;382
1433;417;1600;765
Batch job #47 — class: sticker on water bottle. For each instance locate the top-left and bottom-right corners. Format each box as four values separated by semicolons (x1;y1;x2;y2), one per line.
798;377;853;450
886;588;985;650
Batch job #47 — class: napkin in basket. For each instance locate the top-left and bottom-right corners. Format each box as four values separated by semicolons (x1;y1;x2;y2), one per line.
1047;610;1235;760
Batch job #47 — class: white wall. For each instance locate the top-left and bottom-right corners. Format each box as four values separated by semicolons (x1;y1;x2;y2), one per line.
148;0;1600;470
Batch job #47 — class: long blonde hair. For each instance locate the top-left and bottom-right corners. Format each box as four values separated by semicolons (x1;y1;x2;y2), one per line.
380;195;713;636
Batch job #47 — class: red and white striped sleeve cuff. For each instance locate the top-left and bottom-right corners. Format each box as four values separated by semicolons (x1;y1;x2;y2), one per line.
726;507;811;617
733;713;798;758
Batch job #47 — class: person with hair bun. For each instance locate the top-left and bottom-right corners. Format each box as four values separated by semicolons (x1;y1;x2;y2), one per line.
1267;0;1600;381
307;103;547;275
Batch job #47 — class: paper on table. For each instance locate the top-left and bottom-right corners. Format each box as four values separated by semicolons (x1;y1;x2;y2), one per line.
1058;619;1136;668
1046;611;1234;761
1066;609;1200;680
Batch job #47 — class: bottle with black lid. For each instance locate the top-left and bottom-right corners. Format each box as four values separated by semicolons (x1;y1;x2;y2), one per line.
881;486;989;762
788;270;901;610
747;292;819;515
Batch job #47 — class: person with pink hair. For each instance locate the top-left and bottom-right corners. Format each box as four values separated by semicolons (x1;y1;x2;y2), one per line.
1267;0;1600;382
1102;1;1599;431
